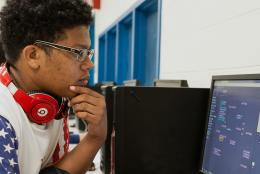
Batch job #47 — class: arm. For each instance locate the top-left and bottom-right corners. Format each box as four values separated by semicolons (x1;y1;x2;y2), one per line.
0;115;20;173
54;86;107;174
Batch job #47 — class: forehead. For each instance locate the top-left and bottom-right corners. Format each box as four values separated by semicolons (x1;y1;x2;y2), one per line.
57;25;91;48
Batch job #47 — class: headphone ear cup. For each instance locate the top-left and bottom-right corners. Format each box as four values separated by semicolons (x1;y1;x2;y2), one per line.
0;65;62;124
29;93;60;124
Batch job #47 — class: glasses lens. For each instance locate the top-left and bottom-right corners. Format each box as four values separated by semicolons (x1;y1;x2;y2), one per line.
88;50;94;60
77;49;94;62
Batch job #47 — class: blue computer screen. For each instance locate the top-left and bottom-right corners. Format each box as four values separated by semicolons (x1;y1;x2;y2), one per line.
201;79;260;174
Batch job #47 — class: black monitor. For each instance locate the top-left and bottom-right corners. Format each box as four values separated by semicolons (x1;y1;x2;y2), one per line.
123;79;139;86
100;85;114;174
101;81;116;86
112;86;209;174
154;79;188;87
201;74;260;174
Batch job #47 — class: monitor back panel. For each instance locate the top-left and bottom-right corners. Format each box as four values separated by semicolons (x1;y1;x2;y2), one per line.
114;87;209;174
100;86;114;174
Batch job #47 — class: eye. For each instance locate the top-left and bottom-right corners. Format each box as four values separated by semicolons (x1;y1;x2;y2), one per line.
79;50;85;57
87;50;91;56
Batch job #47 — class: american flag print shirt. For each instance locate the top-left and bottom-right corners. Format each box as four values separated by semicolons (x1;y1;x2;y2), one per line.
0;115;19;173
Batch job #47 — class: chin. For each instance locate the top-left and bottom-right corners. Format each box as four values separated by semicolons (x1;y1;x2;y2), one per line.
54;90;76;98
66;91;78;98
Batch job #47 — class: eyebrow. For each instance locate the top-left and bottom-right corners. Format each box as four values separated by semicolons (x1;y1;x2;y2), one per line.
73;44;91;50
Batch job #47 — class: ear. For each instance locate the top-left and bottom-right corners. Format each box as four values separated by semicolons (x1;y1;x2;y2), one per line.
21;45;43;69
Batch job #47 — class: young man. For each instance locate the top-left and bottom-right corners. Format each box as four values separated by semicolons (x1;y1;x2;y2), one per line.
0;0;107;173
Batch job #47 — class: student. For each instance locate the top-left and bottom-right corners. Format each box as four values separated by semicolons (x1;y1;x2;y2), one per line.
0;0;107;173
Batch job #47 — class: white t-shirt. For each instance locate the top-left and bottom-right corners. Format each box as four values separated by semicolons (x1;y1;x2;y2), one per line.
0;83;69;174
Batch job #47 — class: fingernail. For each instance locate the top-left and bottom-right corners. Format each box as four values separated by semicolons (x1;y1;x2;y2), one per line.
70;86;76;90
67;101;71;107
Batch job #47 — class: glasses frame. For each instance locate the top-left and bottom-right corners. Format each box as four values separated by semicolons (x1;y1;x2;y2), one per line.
34;40;94;62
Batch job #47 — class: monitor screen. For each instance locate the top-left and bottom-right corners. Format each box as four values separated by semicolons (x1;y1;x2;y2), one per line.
201;74;260;174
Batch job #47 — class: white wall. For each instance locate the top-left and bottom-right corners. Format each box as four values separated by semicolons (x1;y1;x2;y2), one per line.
0;0;6;10
94;0;142;82
160;0;260;88
94;0;141;37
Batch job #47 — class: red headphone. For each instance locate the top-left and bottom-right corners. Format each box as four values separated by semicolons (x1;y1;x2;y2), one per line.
0;65;65;124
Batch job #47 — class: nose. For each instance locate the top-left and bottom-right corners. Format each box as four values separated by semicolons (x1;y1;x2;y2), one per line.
80;57;94;71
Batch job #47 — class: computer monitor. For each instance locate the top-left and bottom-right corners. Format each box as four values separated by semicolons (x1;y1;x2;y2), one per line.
201;74;260;174
123;79;139;86
100;85;114;174
154;79;188;87
112;86;209;174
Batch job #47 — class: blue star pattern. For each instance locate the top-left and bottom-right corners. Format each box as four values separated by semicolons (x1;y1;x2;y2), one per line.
0;115;19;173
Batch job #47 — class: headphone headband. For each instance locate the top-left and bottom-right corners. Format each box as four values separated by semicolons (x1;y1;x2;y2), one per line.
0;65;12;86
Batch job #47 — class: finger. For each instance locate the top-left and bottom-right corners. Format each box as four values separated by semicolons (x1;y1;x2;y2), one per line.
72;103;96;115
70;93;100;106
75;111;95;122
76;111;104;126
69;86;102;98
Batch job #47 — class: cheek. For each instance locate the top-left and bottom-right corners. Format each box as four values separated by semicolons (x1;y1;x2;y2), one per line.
57;66;79;84
50;60;80;87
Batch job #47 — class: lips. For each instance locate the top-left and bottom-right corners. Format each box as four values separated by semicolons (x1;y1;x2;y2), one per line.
76;76;89;86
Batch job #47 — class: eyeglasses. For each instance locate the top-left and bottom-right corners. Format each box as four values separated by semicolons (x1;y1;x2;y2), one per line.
34;40;94;62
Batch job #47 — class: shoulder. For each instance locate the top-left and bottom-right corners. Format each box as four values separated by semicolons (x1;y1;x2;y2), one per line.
0;83;20;115
0;83;24;140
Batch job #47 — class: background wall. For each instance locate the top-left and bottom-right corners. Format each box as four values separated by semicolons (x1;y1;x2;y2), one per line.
94;0;140;36
95;0;260;87
1;0;259;88
160;0;260;87
0;0;6;10
94;0;142;82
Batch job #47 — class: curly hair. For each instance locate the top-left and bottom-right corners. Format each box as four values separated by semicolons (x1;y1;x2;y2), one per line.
0;0;93;64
